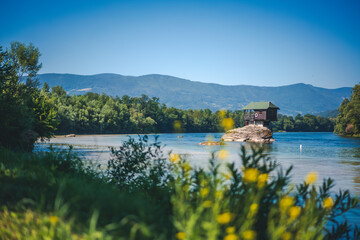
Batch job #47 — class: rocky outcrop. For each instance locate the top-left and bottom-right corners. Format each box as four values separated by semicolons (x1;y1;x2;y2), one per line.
221;125;275;143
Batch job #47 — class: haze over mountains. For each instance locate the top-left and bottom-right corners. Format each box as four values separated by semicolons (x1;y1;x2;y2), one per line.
37;73;351;116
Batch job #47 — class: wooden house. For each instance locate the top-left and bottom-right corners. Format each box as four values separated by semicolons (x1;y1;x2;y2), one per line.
242;102;280;126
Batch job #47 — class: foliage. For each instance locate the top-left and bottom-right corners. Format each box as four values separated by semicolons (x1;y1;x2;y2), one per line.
271;114;335;132
0;147;169;239
47;88;244;134
334;83;360;136
170;146;359;240
44;86;336;134
0;42;58;151
107;135;171;192
0;207;114;240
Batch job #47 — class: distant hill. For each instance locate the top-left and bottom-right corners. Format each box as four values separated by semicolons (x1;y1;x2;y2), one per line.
314;109;339;118
37;73;351;115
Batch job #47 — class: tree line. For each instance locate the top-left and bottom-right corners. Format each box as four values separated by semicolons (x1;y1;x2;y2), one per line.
334;83;360;136
271;114;336;132
44;85;245;134
42;84;337;135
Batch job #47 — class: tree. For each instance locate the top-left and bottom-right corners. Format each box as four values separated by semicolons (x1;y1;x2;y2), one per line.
334;84;360;136
0;42;57;151
51;85;67;97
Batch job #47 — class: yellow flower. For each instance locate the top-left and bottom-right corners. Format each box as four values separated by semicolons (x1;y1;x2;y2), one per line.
217;212;233;224
280;196;294;210
176;232;187;239
200;179;208;186
250;203;258;214
322;197;334;209
49;216;59;224
203;200;213;208
305;172;318;184
242;230;256;240
215;191;223;199
218;150;229;159
169;153;181;163
182;162;191;171
4;169;11;176
219;109;226;119
257;173;269;188
226;227;236;234
200;188;209;197
174;120;182;132
224;233;238;240
282;232;292;240
222;118;235;131
25;211;34;223
93;231;103;239
289;206;301;219
243;168;260;183
224;171;232;180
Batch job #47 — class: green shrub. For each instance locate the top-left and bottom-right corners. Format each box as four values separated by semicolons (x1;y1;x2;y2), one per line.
170;146;360;240
0;146;170;239
106;135;172;194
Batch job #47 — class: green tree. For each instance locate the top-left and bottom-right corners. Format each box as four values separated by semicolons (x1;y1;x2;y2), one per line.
334;84;360;136
0;42;57;151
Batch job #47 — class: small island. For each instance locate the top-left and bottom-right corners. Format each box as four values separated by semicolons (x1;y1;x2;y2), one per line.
221;102;279;143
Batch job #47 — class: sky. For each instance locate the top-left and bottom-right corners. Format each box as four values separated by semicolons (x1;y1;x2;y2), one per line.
1;0;359;88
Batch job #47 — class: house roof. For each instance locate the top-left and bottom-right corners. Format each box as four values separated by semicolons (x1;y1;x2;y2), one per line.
242;102;280;110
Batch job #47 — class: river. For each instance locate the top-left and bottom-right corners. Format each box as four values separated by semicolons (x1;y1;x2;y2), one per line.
36;132;360;195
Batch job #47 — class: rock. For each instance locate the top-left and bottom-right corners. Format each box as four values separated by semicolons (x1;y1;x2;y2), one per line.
220;125;274;143
65;134;76;137
198;141;225;146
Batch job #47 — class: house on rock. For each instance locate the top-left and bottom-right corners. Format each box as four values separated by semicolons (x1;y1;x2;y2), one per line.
242;102;280;127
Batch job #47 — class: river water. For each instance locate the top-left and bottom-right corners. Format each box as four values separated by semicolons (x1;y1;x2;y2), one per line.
37;132;360;195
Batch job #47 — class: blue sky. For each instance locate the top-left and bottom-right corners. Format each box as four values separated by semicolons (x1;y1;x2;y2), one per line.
1;0;359;88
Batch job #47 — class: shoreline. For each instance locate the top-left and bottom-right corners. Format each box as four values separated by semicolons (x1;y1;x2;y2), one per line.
51;131;336;138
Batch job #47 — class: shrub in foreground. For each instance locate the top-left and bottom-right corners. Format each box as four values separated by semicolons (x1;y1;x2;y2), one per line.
170;146;359;240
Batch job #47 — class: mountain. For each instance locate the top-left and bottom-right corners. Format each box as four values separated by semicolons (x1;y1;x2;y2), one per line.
313;109;339;118
37;73;351;115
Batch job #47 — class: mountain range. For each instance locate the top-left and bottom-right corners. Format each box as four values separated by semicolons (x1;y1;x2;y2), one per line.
37;73;351;116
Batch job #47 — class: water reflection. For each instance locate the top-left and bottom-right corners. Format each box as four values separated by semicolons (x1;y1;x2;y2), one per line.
338;147;360;194
339;148;360;160
354;176;360;194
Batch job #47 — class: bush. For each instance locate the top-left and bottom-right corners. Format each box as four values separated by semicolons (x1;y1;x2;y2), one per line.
106;135;172;192
170;146;360;240
0;146;170;239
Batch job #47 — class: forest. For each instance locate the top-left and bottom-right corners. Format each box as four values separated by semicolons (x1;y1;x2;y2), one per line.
44;85;335;135
47;86;244;134
271;114;335;132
